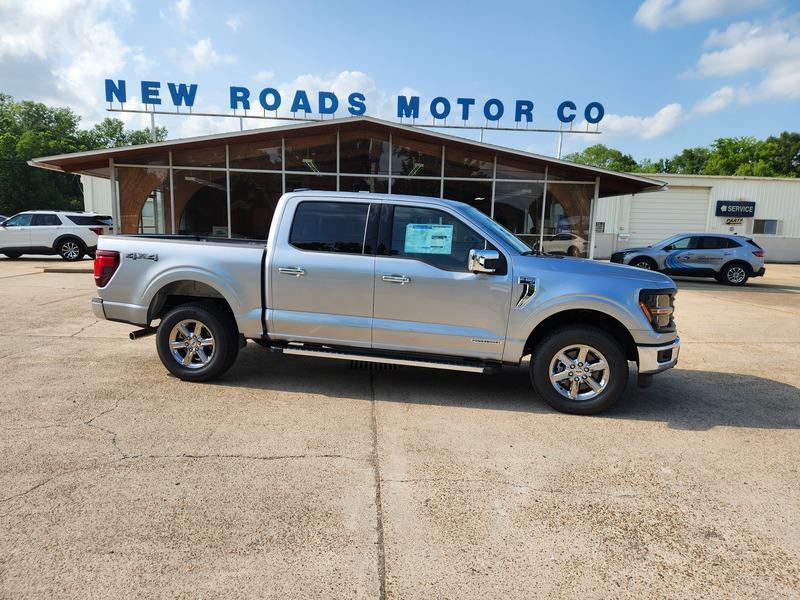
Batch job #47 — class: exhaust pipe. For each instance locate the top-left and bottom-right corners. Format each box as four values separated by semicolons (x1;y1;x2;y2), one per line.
129;326;157;340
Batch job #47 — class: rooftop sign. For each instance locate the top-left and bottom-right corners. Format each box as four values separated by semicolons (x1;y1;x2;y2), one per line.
104;79;605;129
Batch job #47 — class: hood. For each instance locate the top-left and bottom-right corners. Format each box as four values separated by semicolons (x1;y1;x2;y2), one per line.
516;255;675;286
616;246;652;253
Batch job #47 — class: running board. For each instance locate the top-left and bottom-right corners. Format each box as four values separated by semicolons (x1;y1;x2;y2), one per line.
278;346;497;373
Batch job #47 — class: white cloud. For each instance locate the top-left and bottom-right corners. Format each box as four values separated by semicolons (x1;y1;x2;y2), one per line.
253;70;275;84
226;14;242;32
634;0;765;30
0;0;137;123
599;103;684;140
173;38;235;74
174;0;191;21
688;16;800;103
692;86;734;113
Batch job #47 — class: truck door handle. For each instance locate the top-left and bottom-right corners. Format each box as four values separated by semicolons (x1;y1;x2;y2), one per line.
278;267;306;276
381;274;410;284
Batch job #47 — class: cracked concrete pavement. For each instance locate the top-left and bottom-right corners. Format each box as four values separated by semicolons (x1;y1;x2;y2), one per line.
1;258;799;598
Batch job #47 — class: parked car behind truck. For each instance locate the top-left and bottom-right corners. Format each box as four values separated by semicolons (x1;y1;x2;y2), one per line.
611;233;765;286
91;191;680;415
0;211;113;260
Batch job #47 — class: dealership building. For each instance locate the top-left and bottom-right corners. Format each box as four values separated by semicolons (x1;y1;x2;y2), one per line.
30;115;800;261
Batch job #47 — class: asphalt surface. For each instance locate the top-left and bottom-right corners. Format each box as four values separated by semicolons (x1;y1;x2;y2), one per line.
1;257;798;599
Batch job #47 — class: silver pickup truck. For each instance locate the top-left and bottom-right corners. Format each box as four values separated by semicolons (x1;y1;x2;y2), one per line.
91;191;680;415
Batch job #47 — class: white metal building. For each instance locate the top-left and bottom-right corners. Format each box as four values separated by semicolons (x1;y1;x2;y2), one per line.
593;174;800;262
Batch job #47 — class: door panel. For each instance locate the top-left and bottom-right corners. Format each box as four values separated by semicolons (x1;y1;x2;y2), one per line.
373;257;512;359
372;204;513;359
269;200;375;347
0;214;32;249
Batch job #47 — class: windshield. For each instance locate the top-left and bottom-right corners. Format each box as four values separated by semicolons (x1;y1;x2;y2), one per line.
460;205;530;254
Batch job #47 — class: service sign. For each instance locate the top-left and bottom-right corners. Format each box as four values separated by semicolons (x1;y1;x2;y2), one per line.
715;201;755;217
104;79;605;126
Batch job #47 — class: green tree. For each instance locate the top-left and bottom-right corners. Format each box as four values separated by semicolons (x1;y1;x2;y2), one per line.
764;131;800;177
665;146;710;174
0;94;167;216
701;136;777;177
564;144;639;172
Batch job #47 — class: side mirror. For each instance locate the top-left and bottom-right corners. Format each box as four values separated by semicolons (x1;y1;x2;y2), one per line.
468;248;500;274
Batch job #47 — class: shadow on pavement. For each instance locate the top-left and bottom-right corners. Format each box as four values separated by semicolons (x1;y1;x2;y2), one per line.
672;276;800;294
219;345;800;432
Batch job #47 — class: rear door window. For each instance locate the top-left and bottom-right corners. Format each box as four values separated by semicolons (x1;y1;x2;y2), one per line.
32;214;62;226
700;236;727;250
289;201;369;254
66;215;111;226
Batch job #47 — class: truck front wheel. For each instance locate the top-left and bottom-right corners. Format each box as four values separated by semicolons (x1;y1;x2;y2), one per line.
530;326;628;415
156;303;239;382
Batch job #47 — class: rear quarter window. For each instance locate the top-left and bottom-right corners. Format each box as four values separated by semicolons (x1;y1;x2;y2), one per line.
65;215;112;226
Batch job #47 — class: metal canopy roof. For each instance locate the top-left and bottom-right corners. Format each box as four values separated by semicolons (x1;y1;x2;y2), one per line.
29;115;664;197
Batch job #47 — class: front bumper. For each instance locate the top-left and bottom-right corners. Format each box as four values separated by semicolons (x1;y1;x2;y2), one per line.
637;336;680;374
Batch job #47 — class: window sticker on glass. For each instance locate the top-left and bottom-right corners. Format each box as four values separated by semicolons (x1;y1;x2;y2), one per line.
404;223;453;254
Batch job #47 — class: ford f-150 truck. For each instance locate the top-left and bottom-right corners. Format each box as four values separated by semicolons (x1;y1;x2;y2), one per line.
91;191;680;415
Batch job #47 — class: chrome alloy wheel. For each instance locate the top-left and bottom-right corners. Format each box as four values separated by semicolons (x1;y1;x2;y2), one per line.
633;260;652;270
61;241;81;260
727;265;746;283
548;344;610;401
169;319;215;369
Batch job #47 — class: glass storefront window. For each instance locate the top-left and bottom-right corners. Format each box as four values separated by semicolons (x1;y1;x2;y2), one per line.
172;146;226;169
173;169;228;236
284;133;337;173
493;182;545;249
542;183;593;257
390;177;440;198
443;179;493;215
391;136;442;176
230;172;282;239
229;138;282;170
444;147;493;179
340;176;388;193
495;156;545;180
116;166;171;234
339;130;390;175
285;173;337;192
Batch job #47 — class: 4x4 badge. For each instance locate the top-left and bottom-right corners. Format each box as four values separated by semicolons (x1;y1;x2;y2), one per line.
125;252;159;262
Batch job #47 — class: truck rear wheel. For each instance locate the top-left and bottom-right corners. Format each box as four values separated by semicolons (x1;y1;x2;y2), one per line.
156;303;239;382
530;326;628;415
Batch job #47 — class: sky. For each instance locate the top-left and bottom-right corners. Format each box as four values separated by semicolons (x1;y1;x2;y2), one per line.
0;0;798;161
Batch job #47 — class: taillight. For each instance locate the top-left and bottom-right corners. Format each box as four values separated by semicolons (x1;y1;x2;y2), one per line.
752;250;764;257
89;227;104;236
94;250;119;287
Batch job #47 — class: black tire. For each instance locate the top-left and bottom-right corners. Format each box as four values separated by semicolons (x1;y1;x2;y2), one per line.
719;262;749;286
156;303;239;382
57;237;85;261
567;246;580;257
530;325;629;415
630;256;657;271
3;252;22;259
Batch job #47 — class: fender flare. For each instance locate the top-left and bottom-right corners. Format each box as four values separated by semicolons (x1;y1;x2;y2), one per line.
142;267;243;321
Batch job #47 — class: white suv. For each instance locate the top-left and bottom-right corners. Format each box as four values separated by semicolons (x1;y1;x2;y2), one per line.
0;211;114;261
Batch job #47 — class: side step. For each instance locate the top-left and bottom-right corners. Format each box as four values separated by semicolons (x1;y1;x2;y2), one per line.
277;345;498;374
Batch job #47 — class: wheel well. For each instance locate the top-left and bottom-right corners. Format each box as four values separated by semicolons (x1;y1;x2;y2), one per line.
52;234;85;251
523;309;638;362
148;280;235;323
722;259;752;274
630;255;656;268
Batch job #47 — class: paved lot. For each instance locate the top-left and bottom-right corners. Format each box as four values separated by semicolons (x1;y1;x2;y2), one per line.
1;257;798;599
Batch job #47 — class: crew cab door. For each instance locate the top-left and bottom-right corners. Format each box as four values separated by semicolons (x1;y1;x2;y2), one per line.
268;198;379;348
0;214;33;249
372;203;513;360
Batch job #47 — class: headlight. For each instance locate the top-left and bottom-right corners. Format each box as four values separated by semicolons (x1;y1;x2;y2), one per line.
639;289;676;333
